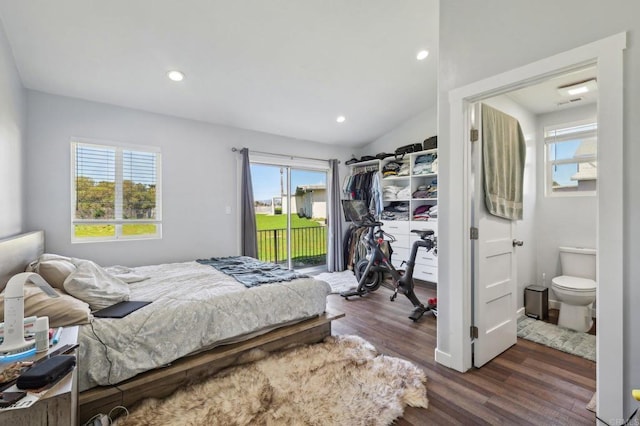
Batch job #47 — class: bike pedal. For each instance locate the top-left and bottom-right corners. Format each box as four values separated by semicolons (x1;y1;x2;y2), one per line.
408;306;427;322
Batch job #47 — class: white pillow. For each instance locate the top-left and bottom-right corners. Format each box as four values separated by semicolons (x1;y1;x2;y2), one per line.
63;259;130;311
36;259;76;290
39;253;72;262
24;253;77;290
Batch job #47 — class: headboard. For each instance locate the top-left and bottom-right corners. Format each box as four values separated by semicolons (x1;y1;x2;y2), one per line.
0;230;44;291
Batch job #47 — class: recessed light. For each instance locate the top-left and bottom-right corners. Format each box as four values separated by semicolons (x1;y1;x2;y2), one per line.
336;116;346;123
167;70;185;82
416;50;429;60
567;86;589;96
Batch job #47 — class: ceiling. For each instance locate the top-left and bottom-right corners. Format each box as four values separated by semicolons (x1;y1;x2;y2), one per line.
0;1;438;148
505;66;597;114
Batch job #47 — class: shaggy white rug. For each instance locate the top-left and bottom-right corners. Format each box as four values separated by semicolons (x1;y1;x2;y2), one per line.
314;270;358;293
113;335;428;426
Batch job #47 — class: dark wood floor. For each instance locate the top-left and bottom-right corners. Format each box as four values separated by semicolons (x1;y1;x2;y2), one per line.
326;282;597;425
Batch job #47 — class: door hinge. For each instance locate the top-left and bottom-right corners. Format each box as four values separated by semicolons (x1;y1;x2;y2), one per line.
470;325;478;339
470;227;479;240
470;128;479;142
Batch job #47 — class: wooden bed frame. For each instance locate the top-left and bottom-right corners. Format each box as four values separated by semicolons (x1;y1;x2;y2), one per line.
0;231;344;424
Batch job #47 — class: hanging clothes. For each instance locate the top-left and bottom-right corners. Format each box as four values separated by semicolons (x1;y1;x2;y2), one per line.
343;168;382;217
342;225;369;271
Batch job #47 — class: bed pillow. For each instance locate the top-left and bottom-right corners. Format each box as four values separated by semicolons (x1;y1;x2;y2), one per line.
63;259;130;311
24;253;77;290
36;259;77;290
0;283;92;328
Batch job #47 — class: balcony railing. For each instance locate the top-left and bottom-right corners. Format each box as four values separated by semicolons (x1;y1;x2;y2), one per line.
257;226;327;267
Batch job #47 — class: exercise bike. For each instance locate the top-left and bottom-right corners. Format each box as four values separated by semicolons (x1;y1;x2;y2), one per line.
340;214;437;321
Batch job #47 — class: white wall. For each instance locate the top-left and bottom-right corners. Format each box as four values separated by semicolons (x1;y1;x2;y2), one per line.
24;91;351;267
355;106;437;157
438;0;639;414
536;104;598;299
482;96;538;309
0;20;26;238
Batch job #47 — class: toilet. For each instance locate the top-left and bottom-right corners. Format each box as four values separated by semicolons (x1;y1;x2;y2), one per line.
551;247;596;332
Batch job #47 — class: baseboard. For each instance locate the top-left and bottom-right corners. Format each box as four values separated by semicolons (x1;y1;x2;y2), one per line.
516;307;525;317
434;348;452;368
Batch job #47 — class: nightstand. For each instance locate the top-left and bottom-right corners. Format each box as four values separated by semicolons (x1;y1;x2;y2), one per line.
0;325;79;426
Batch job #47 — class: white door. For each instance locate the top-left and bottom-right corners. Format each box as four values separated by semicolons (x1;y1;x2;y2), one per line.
471;103;518;368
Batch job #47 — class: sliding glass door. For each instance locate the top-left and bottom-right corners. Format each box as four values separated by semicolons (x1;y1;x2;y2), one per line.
250;162;328;270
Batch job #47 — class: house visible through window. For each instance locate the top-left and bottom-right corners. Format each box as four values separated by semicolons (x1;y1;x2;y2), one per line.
71;139;162;242
544;120;597;196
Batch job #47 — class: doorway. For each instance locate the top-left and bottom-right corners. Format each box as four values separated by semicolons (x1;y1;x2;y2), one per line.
249;162;329;270
443;33;626;420
469;66;599;367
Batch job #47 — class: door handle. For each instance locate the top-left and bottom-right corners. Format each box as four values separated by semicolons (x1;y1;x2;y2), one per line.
513;239;524;247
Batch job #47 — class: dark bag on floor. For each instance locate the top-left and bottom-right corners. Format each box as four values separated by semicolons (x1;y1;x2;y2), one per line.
17;355;76;389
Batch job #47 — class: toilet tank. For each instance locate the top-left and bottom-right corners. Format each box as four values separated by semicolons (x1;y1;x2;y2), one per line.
559;247;596;280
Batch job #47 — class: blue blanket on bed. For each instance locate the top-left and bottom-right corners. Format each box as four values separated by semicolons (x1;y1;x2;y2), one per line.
196;256;308;288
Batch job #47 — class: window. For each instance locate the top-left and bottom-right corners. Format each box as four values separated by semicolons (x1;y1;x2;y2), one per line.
71;139;162;242
544;120;597;196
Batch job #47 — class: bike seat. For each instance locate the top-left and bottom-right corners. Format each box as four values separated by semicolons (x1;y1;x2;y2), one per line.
411;229;434;240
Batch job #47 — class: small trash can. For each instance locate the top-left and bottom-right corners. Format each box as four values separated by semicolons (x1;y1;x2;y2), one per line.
524;285;548;320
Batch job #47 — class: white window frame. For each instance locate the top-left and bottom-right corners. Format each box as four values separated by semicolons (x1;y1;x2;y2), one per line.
544;119;597;197
70;138;162;243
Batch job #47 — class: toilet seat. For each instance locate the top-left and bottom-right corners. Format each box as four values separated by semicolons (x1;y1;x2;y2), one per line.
552;275;596;292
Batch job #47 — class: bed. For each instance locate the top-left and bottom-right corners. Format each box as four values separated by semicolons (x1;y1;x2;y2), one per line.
0;231;343;423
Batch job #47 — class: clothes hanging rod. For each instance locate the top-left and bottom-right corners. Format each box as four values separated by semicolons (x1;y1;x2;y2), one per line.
231;147;339;164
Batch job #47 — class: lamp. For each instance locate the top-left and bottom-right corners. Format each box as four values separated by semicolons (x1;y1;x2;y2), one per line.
0;272;58;356
557;79;598;97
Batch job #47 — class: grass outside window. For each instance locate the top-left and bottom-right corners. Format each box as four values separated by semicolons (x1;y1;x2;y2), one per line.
256;214;327;266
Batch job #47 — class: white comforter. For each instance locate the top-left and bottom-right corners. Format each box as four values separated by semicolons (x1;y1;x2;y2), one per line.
77;261;330;391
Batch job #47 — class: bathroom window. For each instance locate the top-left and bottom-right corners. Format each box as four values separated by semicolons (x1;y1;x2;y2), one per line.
544;120;597;197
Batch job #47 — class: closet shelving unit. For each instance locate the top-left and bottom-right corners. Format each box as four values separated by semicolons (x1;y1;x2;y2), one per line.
348;149;438;284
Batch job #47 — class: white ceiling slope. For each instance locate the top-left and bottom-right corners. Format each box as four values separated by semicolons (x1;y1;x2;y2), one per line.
0;1;438;147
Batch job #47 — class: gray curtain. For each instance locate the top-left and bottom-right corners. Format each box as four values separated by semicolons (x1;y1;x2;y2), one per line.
327;159;344;271
240;148;258;258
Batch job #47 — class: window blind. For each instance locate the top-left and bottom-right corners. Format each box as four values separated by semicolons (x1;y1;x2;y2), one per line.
71;140;162;241
543;120;597;196
544;122;597;144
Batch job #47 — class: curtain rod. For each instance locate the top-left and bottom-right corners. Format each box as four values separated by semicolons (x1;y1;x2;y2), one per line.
231;147;340;164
